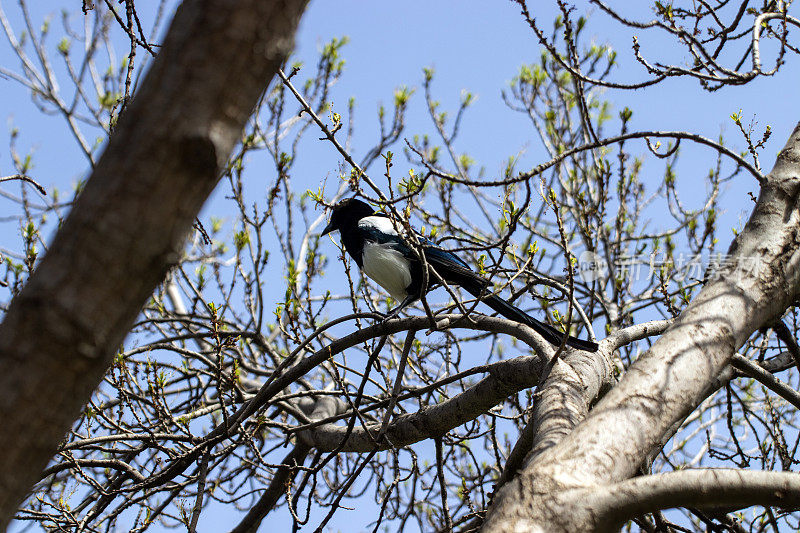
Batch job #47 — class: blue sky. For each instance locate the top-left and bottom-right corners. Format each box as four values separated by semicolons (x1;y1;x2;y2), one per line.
4;0;797;254
2;1;799;531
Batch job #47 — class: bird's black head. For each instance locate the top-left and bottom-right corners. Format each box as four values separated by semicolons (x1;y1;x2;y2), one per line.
321;198;375;236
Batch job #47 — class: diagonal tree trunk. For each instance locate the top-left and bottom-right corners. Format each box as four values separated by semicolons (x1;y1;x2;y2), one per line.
482;122;800;531
0;0;308;526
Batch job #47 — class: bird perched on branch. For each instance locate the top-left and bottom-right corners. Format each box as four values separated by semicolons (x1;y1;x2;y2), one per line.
321;198;598;352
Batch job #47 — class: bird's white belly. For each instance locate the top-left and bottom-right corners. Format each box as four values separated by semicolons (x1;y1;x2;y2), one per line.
361;241;411;301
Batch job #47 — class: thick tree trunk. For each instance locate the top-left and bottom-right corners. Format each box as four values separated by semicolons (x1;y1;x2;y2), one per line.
482;123;800;531
0;0;308;526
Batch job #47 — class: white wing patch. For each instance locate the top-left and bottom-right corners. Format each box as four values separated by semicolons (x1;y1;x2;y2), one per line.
361;241;411;301
358;216;400;236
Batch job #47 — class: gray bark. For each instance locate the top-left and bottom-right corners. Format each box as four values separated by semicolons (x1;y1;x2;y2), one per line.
0;0;308;526
300;349;553;452
482;123;800;531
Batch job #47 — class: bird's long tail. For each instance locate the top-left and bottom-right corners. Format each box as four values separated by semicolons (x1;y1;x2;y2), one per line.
461;284;599;352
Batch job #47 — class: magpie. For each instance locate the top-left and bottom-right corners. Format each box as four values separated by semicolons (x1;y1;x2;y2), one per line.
321;198;598;352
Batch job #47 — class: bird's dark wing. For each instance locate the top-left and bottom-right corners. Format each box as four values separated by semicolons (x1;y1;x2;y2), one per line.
419;242;488;287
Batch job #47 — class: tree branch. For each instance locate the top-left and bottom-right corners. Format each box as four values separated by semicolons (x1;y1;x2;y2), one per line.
482;122;800;531
0;0;308;524
594;469;800;530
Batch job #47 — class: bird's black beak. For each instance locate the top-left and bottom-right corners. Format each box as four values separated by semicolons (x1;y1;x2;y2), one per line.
321;221;335;236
